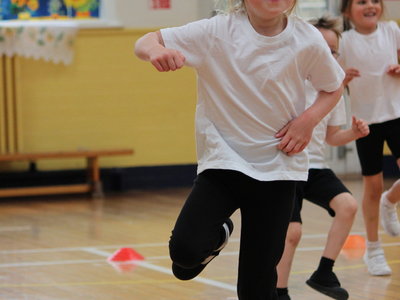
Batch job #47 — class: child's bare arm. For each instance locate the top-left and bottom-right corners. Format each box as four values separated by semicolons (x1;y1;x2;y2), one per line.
134;31;185;72
276;85;344;156
325;116;369;146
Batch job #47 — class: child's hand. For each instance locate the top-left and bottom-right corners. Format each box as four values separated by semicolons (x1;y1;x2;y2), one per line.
149;46;186;72
275;116;313;156
351;115;369;139
387;64;400;77
343;68;360;86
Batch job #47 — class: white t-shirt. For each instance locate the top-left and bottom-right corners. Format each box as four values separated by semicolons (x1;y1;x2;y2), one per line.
304;81;347;169
339;21;400;125
161;13;344;182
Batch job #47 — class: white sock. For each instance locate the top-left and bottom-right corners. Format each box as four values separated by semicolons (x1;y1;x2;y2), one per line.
366;240;381;250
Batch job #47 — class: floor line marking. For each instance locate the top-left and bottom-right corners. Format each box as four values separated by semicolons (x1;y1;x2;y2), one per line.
0;243;168;254
2;243;400;268
0;226;32;232
0;278;183;288
83;248;237;291
0;252;385;269
2;261;400;289
0;230;385;255
0;259;105;268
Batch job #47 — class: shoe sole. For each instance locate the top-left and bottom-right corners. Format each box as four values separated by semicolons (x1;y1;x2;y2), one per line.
365;267;392;276
172;262;207;281
306;279;349;300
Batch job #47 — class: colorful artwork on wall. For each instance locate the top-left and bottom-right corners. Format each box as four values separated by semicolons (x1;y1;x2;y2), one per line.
0;0;100;20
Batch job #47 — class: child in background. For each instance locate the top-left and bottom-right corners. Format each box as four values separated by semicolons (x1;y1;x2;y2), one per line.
135;0;344;298
276;15;369;300
340;0;400;276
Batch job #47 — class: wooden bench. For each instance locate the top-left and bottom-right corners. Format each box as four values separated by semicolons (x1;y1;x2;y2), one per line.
0;149;134;198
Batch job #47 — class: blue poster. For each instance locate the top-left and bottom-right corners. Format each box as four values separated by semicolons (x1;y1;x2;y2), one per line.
0;0;100;20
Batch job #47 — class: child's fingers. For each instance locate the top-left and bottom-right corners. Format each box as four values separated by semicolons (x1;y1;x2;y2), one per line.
177;53;186;68
150;49;185;72
346;68;360;77
168;52;186;70
281;139;296;154
388;65;400;75
287;142;306;156
387;65;400;74
280;139;308;155
356;118;369;136
277;137;288;151
161;59;173;71
152;60;165;72
361;124;370;135
151;56;172;71
166;57;176;71
277;131;292;151
275;124;289;139
174;55;185;69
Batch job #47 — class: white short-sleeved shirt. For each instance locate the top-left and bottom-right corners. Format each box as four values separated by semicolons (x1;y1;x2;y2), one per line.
304;81;347;169
339;21;400;125
161;13;345;182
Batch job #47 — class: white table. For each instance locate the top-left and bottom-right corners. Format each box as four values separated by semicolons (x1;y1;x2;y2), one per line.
0;20;79;65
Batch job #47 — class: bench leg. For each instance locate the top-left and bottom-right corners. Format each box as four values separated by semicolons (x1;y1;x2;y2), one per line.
87;157;104;198
92;181;104;199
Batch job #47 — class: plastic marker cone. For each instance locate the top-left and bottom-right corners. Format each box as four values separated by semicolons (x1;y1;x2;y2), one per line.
107;247;144;262
107;248;144;273
341;235;366;260
343;235;366;250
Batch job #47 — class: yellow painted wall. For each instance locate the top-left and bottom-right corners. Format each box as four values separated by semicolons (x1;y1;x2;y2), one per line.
8;28;197;170
4;23;399;170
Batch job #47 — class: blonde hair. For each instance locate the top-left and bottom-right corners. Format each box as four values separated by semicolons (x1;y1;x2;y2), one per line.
309;15;342;39
214;0;245;14
214;0;297;15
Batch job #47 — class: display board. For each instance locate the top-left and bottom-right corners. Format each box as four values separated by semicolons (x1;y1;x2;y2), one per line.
0;0;100;20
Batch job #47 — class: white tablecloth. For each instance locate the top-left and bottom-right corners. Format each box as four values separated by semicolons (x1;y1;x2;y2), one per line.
0;20;79;65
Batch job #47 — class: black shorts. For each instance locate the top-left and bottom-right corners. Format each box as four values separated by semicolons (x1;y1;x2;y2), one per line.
291;169;350;223
356;117;400;176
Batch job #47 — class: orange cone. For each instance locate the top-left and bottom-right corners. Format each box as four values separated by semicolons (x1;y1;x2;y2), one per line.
107;247;144;262
341;235;366;260
342;235;366;250
107;248;145;273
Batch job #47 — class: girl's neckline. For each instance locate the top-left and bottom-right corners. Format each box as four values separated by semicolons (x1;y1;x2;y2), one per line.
241;13;294;44
352;23;379;36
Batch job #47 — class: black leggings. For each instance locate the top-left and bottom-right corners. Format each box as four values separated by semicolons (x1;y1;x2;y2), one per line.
169;169;297;300
356;117;400;176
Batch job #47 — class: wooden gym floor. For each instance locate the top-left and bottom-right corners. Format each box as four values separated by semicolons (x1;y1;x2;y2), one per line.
0;177;399;300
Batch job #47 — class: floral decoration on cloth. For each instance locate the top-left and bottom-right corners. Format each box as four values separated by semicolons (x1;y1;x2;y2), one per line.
0;20;78;65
